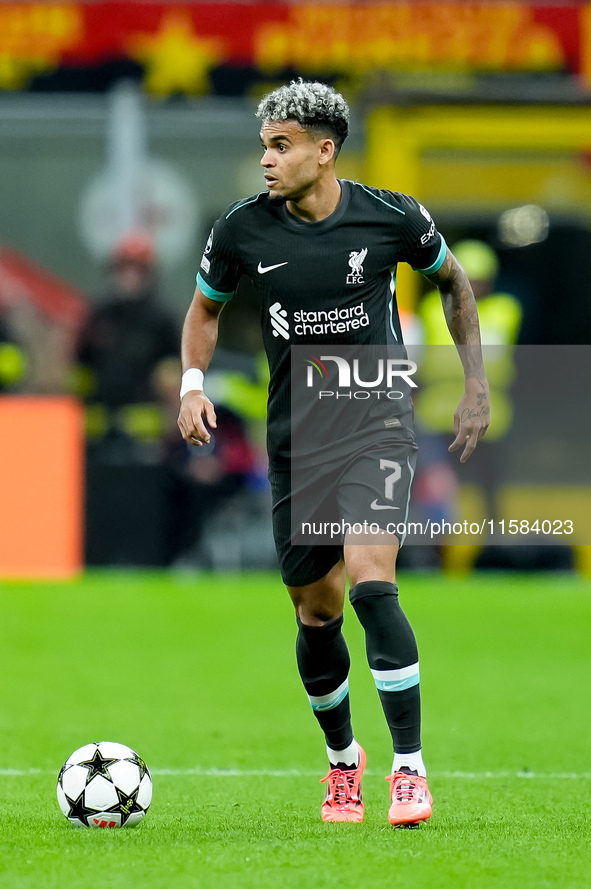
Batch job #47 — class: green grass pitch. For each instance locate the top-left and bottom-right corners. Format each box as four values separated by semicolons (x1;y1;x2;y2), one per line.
0;569;589;888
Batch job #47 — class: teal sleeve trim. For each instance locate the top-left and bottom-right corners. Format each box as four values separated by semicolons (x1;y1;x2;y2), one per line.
196;273;234;302
412;236;447;275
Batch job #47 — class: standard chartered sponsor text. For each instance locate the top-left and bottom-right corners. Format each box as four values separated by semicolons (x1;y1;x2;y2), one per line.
293;302;369;335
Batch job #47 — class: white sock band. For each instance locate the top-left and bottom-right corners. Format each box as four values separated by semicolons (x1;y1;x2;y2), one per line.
392;749;426;778
180;368;205;398
327;738;359;768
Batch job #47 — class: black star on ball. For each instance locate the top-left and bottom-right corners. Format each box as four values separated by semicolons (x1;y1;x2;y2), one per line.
116;785;144;825
135;756;150;781
66;790;98;826
77;747;118;782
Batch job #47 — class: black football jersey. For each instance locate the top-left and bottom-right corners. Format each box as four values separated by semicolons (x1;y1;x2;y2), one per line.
196;180;446;466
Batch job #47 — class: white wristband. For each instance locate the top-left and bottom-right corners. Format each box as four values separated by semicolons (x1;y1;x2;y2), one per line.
180;368;205;398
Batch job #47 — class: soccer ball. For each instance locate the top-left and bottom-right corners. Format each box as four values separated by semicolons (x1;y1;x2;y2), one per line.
57;741;152;828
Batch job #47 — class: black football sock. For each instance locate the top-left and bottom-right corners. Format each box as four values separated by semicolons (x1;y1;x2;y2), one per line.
349;581;421;754
296;615;355;757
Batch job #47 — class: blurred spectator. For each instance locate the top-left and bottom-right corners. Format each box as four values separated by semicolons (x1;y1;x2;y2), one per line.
0;245;89;395
0;310;27;393
416;239;522;441
413;240;523;561
76;235;264;567
73;230;180;455
154;347;269;568
76;230;179;407
163;404;257;566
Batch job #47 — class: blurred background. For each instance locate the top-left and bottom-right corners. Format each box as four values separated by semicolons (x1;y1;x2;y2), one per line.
0;0;589;577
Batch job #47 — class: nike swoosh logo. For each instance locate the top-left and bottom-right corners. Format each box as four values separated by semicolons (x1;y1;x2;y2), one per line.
258;261;288;275
370;500;400;511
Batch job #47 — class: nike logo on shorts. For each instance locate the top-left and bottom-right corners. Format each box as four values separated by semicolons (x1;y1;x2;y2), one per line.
370;500;400;510
258;261;288;274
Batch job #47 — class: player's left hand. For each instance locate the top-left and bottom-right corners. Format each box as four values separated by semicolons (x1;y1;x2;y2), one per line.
449;377;490;463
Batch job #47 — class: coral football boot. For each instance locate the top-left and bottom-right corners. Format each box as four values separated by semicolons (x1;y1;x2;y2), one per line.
320;746;366;823
386;769;432;827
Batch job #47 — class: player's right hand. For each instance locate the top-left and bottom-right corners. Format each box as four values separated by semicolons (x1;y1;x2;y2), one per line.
177;391;217;446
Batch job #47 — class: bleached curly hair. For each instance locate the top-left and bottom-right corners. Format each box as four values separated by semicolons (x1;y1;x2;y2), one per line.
256;79;349;155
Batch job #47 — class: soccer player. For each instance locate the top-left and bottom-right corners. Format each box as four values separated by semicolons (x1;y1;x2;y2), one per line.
178;81;489;826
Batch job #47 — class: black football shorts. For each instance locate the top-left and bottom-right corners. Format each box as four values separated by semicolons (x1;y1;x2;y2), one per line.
269;437;418;587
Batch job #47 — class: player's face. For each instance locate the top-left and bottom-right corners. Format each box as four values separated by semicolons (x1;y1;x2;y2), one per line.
260;120;331;202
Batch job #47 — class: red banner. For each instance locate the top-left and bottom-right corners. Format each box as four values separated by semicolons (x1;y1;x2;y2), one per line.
0;2;588;94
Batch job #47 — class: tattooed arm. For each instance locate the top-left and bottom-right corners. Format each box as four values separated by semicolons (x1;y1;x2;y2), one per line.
424;248;490;462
